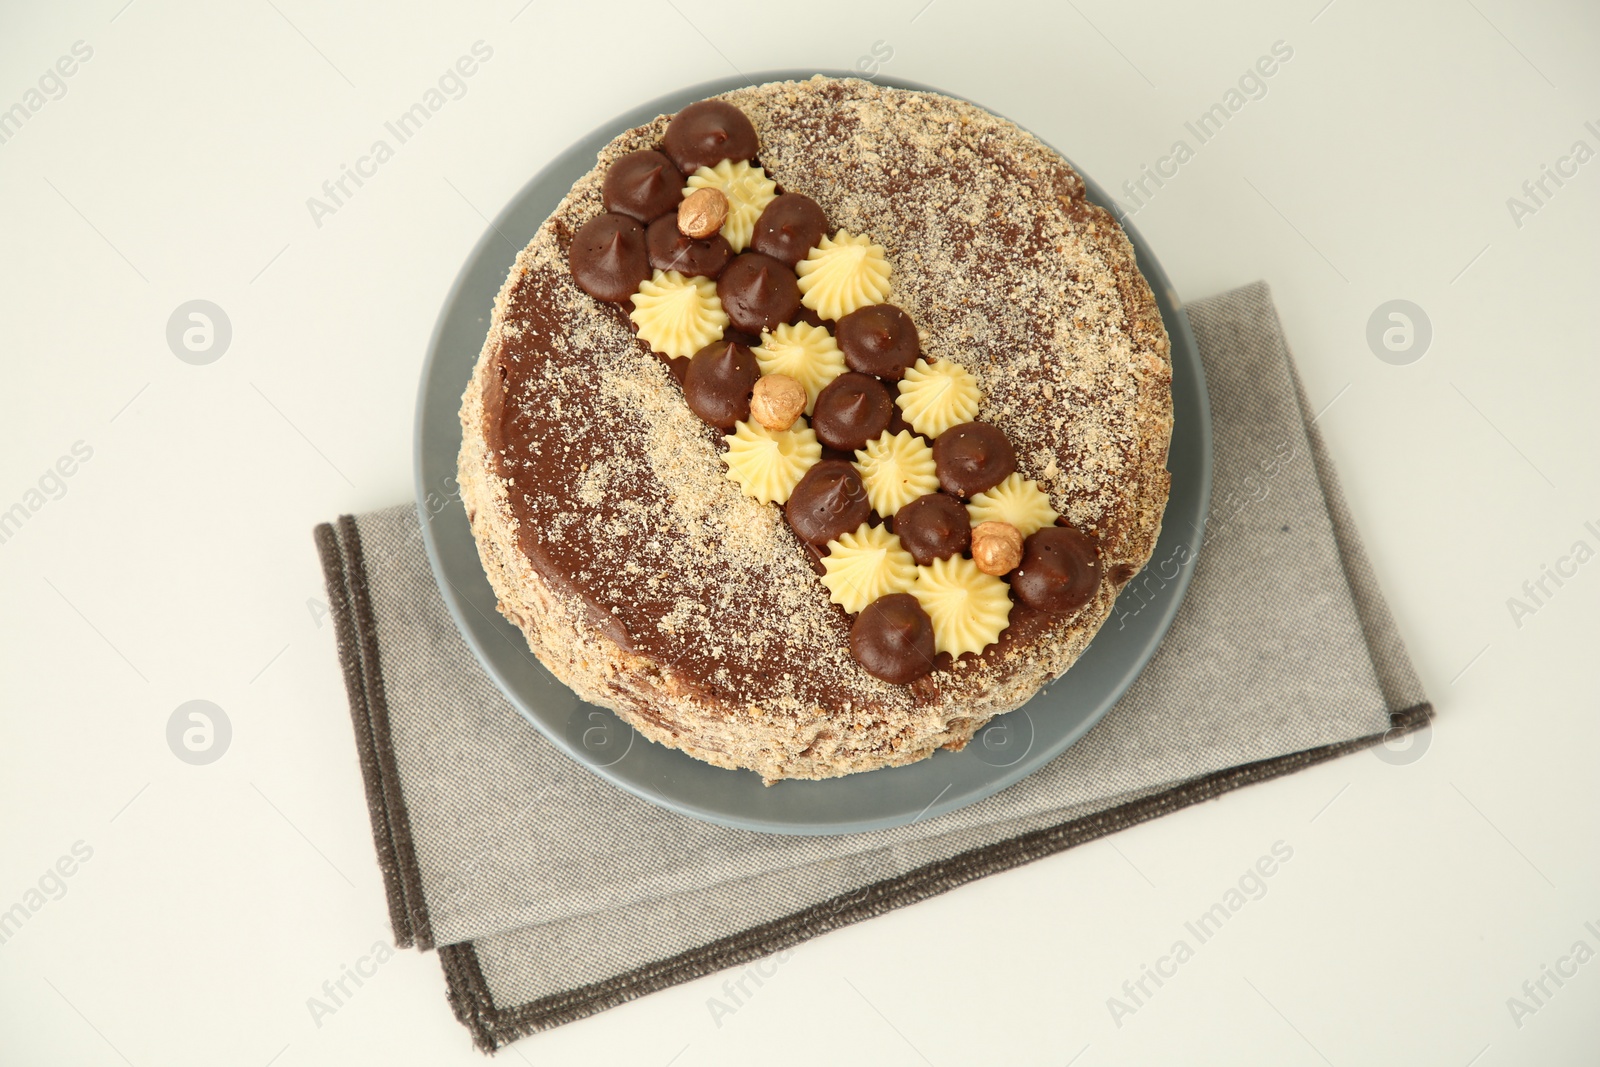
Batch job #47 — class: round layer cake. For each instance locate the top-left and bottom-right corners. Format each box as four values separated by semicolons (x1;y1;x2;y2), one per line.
459;76;1173;783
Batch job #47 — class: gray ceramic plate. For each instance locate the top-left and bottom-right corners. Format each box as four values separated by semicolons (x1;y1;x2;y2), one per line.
415;71;1211;836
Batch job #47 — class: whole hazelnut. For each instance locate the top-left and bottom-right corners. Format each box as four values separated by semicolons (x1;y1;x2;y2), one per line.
678;187;729;240
971;520;1023;576
749;373;807;432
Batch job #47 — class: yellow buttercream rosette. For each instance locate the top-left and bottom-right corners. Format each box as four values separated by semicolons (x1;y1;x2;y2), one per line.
910;555;1013;658
795;230;892;321
854;431;937;517
896;358;982;438
629;270;727;358
684;160;777;252
752;322;846;413
967;473;1060;538
722;418;821;504
820;524;917;614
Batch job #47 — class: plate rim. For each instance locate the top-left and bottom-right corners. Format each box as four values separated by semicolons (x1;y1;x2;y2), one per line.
414;69;1212;835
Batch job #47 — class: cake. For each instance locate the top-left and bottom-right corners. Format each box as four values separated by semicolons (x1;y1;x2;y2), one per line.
459;76;1173;783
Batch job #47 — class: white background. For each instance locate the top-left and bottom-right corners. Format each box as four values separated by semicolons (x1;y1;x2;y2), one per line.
1;0;1596;1063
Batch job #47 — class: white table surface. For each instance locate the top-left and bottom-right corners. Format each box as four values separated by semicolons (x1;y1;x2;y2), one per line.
2;1;1596;1063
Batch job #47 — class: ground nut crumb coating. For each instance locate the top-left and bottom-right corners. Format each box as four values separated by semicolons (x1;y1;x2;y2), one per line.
459;76;1173;783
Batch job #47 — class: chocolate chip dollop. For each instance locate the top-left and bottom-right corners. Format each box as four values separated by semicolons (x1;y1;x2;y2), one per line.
717;252;800;334
1011;525;1101;614
893;492;970;565
568;213;650;303
933;422;1016;498
662;100;758;175
682;341;759;430
601;150;684;224
812;372;893;452
751;194;828;267
850;593;937;683
786;460;870;546
646;214;733;278
836;304;921;380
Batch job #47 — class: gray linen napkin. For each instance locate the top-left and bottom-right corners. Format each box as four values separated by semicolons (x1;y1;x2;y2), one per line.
313;281;1429;1052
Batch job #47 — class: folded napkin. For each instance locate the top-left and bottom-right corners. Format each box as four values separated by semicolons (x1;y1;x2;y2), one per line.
313;281;1429;1052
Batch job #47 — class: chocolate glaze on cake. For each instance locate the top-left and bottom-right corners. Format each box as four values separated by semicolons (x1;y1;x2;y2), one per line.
717;252;800;334
663;100;759;174
894;492;971;566
933;421;1017;498
786;460;871;546
683;341;759;430
812;372;893;452
851;594;937;684
751;193;829;266
1012;525;1102;614
568;213;649;302
459;77;1173;782
646;214;733;278
602;150;684;223
836;303;920;379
